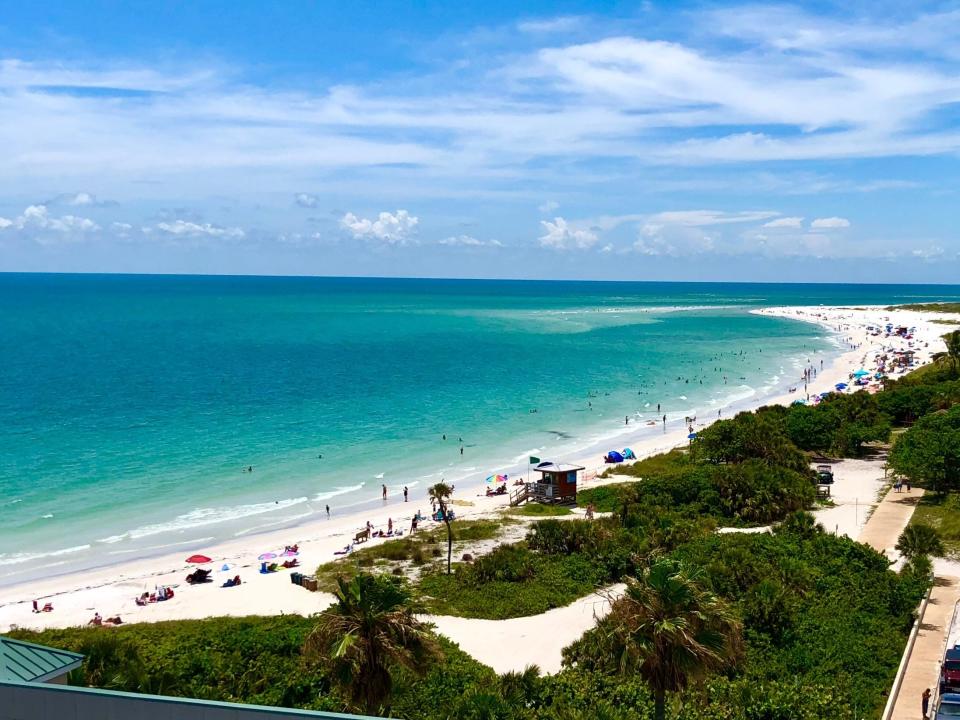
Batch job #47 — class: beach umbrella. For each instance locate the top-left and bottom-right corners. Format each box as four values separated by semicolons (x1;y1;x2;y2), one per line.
792;399;806;405
220;563;231;572
486;474;508;484
185;554;211;564
853;369;870;378
687;433;697;439
258;552;277;562
835;383;848;390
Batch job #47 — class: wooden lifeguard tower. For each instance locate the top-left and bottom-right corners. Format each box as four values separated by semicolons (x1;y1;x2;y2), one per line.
510;461;584;506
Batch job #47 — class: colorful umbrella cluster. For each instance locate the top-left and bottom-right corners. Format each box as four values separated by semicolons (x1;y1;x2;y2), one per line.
485;474;508;484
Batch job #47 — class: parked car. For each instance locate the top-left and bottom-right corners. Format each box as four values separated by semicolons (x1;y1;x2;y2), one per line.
815;464;834;484
941;647;960;692
936;692;960;718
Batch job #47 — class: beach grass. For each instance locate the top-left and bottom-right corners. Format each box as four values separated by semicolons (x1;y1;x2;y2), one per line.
887;302;960;313
506;503;573;517
416;551;604;619
910;494;960;560
314;519;509;591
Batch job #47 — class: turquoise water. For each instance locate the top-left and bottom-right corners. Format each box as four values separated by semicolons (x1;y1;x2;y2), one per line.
2;275;959;584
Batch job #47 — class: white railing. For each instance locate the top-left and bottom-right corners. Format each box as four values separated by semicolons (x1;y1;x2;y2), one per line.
880;580;934;720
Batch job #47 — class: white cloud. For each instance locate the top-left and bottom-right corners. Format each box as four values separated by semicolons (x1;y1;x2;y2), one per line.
340;210;419;244
154;220;245;238
44;192;115;207
634;221;717;257
810;216;851;228
0;216;11;229
763;216;804;228
538;200;559;214
646;210;778;227
518;16;582;34
12;204;100;233
438;235;503;247
912;246;945;260
294;193;319;208
538;217;598;249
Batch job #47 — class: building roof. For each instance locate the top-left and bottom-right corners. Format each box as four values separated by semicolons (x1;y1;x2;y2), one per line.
0;636;84;683
534;462;584;473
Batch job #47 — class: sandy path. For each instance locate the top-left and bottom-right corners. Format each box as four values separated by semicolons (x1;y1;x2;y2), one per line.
426;584;625;674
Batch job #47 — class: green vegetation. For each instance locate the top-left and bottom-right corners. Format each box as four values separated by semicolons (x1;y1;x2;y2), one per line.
889;404;960;494
580;559;743;720
314;519;505;592
18;345;960;719
429;482;455;574
909;494;960;559
888;302;960;313
507;503;573;517
303;574;437;714
418;547;606;619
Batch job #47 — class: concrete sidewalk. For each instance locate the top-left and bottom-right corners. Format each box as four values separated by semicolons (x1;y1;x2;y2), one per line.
856;485;960;720
858;486;924;560
890;577;960;720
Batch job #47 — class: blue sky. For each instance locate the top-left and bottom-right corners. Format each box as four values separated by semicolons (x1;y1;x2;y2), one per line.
1;1;959;282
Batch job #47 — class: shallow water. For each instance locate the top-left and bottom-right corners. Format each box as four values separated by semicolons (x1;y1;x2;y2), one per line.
2;274;958;583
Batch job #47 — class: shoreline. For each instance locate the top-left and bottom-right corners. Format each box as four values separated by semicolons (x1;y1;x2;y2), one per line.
2;303;953;632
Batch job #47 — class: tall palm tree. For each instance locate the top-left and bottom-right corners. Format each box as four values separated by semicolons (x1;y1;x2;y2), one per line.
602;559;742;720
947;330;960;377
896;522;944;560
303;574;437;714
429;482;454;574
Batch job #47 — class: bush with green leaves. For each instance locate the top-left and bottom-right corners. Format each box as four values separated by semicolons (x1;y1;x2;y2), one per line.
889;404;960;494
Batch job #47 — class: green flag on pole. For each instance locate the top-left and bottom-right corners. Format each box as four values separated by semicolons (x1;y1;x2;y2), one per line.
529;456;540;464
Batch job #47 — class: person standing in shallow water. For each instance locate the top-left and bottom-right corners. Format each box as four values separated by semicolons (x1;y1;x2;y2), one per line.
382;484;387;501
403;486;409;502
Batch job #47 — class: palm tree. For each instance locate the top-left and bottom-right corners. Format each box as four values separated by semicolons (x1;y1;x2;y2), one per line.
303;574;437;714
602;559;742;720
895;522;944;560
775;510;824;538
429;482;454;574
947;330;960;377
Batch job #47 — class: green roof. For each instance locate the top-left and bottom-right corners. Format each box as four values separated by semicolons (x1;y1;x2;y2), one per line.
0;636;84;683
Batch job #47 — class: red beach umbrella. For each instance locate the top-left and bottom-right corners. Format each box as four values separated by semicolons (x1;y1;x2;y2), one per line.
185;554;212;564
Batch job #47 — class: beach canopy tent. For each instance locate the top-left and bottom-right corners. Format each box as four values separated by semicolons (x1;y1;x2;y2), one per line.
622;448;636;459
604;450;624;463
185;554;212;564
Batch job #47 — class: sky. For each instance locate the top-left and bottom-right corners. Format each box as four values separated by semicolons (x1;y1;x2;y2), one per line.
1;1;960;282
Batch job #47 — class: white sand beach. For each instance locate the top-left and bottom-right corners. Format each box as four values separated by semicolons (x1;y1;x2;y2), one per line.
2;304;955;643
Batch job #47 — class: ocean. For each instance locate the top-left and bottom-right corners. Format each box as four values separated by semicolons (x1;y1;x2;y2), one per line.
2;274;959;584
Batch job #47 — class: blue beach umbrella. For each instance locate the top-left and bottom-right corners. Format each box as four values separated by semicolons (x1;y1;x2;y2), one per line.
853;369;870;378
835;383;848;390
687;433;697;440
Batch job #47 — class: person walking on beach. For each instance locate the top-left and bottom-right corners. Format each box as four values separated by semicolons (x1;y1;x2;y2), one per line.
922;687;931;718
325;504;330;518
403;486;409;502
382;484;387;501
